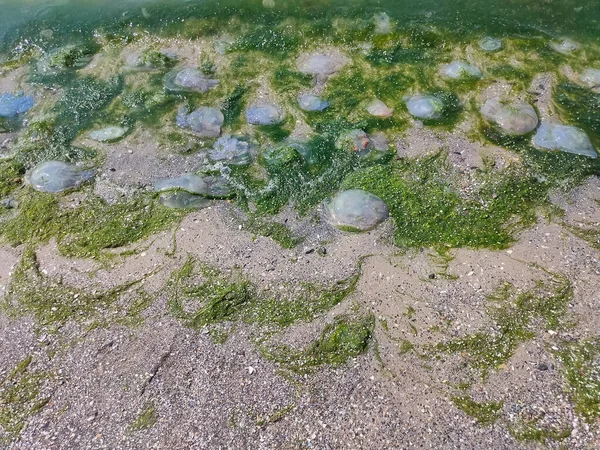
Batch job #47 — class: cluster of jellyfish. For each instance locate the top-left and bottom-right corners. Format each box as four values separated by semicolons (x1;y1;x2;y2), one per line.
1;15;599;235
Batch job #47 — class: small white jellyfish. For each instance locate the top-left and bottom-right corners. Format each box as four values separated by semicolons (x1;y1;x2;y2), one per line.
245;104;285;125
441;61;483;80
405;95;444;120
335;130;389;159
373;12;394;34
296;52;348;78
214;35;235;55
154;173;231;198
533;123;597;158
326;189;389;231
164;68;218;92
478;37;502;52
480;99;539;135
298;94;329;112
210;135;256;166
580;68;600;89
549;38;579;55
154;173;208;195
366;99;394;117
158;191;211;210
336;129;371;153
177;106;224;138
88;126;128;142
28;161;95;193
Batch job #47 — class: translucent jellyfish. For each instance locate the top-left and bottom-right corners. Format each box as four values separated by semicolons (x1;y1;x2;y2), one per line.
369;131;390;152
88;126;128;142
549;38;579;55
296;52;347;77
441;61;483;80
480;99;538;135
0;93;34;117
245;104;285;125
28;161;95;193
405;95;444;120
478;37;502;52
336;130;389;159
326;189;389;231
200;175;233;198
298;94;329;112
214;35;235;55
155;172;231;198
158;191;211;210
210;135;256;166
154;173;208;195
177;106;224;137
336;129;371;153
533;123;597;158
164;68;218;92
373;12;394;34
580;68;600;89
366;99;393;117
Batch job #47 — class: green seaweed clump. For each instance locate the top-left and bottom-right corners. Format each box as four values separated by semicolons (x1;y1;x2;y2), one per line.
452;396;503;425
167;257;360;330
509;420;572;443
0;159;25;198
263;314;374;374
343;153;544;249
554;81;600;147
2;247;143;329
243;217;304;249
1;191;182;259
435;273;572;378
0;356;50;440
555;339;600;422
128;404;158;432
168;260;254;328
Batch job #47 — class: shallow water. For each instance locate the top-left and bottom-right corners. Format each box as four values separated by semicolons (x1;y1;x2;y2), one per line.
2;1;600;448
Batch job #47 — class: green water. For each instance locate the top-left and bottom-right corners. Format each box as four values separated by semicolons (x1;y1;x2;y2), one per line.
0;0;599;253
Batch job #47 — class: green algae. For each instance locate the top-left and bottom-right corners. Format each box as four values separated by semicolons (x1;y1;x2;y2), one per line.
555;339;600;422
563;221;600;250
0;0;598;267
167;257;360;330
262;314;374;374
229;135;360;215
2;246;145;329
243;217;303;249
128;404;158;432
554;81;600;148
14;118;96;169
270;65;312;97
435;273;572;379
481;127;600;190
0;356;51;440
343;152;543;250
1;191;182;259
221;85;250;129
232;26;301;58
168;261;254;328
452;396;503;426
509;421;572;444
0;159;25;198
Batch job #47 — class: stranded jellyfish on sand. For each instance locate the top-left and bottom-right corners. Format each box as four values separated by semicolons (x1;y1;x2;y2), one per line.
28;161;95;193
326;189;389;232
